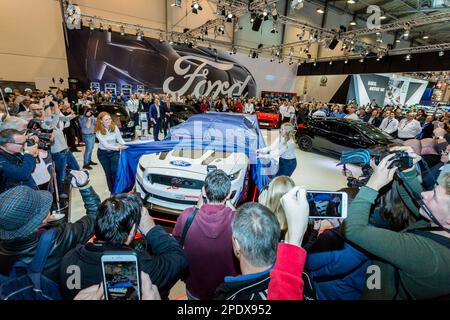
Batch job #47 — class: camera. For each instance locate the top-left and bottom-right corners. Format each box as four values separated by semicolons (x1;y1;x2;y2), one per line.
373;150;414;170
28;128;53;151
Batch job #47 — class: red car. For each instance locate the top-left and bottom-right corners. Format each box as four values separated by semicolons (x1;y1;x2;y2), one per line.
256;106;281;129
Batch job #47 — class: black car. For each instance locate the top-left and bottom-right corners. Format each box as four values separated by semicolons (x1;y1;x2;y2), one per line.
94;103;135;140
296;117;400;157
170;102;199;125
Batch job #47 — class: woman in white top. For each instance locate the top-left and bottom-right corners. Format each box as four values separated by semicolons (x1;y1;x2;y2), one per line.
94;112;128;192
256;122;298;177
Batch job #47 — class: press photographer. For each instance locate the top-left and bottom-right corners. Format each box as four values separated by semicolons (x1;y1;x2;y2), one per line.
42;99;80;197
343;146;450;299
0;129;37;192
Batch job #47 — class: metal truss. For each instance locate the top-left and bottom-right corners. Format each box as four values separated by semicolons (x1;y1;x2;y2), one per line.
341;11;450;37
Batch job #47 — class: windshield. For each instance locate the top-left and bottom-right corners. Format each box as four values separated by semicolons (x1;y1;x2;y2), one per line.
257;106;278;114
351;121;394;141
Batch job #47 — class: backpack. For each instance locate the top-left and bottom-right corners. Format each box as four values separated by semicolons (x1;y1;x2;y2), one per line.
0;229;62;300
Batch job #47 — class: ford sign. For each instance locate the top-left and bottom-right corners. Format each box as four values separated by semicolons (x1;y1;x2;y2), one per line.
170;160;192;167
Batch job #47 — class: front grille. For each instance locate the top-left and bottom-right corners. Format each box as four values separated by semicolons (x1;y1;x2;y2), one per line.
136;180;197;205
150;174;204;190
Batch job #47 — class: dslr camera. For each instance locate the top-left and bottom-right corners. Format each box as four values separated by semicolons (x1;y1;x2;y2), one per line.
373;150;414;170
27;128;53;151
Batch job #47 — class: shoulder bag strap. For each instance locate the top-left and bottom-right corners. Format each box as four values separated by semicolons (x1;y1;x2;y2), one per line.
180;208;199;247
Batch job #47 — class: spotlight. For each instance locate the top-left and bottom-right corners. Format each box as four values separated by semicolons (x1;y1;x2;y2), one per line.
405;54;411;61
88;19;95;31
313;60;317;67
271;4;278;20
262;10;268;17
227;13;233;23
120;25;125;35
316;8;325;14
347;0;355;3
329;60;333;65
270;22;278;34
107;25;112;33
292;0;304;10
349;20;356;26
136;29;143;41
99;23;104;32
395;39;401;43
439;50;444;57
359;57;364;63
191;1;202;14
344;58;349;64
159;32;164;42
380;14;387;20
422;35;429;39
171;0;182;7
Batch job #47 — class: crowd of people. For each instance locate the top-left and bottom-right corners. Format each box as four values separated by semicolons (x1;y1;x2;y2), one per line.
0;87;449;300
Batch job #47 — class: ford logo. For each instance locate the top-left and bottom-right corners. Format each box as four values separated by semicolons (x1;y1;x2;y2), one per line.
170;160;192;167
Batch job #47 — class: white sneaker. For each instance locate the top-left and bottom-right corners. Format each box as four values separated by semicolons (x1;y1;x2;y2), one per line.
47;213;66;222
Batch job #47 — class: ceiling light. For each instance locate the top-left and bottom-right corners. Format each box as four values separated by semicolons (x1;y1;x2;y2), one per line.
136;29;143;41
262;10;268;17
191;1;202;14
439;50;444;57
329;60;333;65
359;57;364;63
159;32;164;42
120;26;125;35
395;39;401;43
405;54;411;61
349;20;356;26
313;60;317;66
107;25;112;33
344;58;349;64
380;14;387;20
99;23;104;32
316;8;325;14
347;0;356;3
422;35;429;39
88;19;95;31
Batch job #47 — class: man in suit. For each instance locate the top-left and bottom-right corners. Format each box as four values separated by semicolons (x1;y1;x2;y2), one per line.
161;95;174;138
366;109;382;127
149;95;163;141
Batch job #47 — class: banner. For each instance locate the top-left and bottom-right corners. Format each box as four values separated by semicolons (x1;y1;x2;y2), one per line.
65;28;297;98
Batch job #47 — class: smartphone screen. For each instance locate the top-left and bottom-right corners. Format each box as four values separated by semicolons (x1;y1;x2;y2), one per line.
101;254;141;300
306;191;348;219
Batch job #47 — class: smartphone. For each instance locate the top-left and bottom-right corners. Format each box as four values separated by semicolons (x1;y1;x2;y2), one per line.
101;252;141;300
306;190;348;219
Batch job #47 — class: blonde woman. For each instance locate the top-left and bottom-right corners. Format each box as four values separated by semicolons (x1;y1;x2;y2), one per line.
257;122;297;177
94;112;128;192
258;176;295;239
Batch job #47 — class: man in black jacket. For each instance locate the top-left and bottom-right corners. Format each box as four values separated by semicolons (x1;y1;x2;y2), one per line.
215;203;280;300
0;170;99;284
366;109;382;127
59;193;188;300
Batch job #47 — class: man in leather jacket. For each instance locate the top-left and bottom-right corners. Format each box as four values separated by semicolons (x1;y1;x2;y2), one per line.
0;170;100;284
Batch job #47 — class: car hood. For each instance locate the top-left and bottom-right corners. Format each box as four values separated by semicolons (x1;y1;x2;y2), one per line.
139;149;248;175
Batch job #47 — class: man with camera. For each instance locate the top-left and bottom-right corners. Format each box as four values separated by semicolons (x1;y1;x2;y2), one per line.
344;147;450;299
59;193;188;300
43;100;80;197
0;128;37;192
78;106;97;170
0;171;101;287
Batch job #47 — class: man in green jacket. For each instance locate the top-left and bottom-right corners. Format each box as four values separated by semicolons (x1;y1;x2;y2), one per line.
344;148;450;300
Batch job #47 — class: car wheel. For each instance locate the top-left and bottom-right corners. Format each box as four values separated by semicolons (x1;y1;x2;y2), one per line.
297;135;313;151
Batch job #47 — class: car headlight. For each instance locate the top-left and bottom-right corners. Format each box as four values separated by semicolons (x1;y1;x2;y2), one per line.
229;170;240;181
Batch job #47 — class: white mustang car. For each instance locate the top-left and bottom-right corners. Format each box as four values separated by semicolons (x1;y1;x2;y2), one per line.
135;148;250;215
